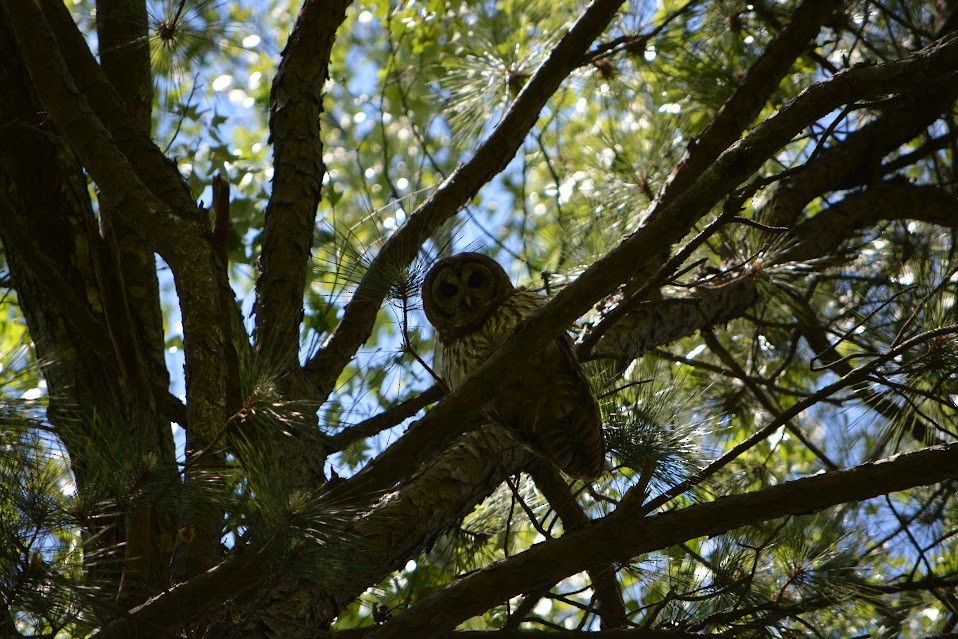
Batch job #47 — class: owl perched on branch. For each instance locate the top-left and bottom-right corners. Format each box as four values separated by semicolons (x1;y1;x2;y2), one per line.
422;252;605;480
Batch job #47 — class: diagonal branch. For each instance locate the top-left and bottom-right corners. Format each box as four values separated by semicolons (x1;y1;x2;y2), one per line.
333;33;958;498
761;80;958;230
2;0;233;577
91;545;271;639
634;324;958;515
792;298;949;449
254;0;352;367
38;0;199;221
0;601;25;639
2;0;183;244
694;575;958;630
653;0;841;210
39;0;252;356
327;384;443;452
528;461;627;629
777;183;958;264
367;443;958;638
0;190;187;424
301;0;628;402
89;425;534;636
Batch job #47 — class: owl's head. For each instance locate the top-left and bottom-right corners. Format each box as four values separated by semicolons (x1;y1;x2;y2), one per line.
422;252;514;339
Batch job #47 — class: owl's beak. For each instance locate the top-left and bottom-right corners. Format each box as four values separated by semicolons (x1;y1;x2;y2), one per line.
462;294;473;310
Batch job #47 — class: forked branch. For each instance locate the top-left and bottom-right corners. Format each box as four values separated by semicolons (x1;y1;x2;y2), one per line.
367;443;958;638
302;0;629;402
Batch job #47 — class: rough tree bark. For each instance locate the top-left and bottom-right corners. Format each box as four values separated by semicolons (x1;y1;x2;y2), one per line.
0;0;956;637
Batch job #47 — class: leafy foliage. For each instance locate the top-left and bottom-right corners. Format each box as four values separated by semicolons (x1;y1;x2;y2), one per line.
0;0;957;637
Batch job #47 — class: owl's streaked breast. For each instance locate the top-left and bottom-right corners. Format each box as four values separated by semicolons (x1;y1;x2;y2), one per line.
440;290;543;388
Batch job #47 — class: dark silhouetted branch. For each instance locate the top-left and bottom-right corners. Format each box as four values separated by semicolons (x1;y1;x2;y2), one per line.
367;443;958;638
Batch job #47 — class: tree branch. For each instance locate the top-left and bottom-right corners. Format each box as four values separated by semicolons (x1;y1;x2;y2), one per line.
589;183;956;453
586;277;758;362
38;0;199;218
366;443;958;638
253;0;352;367
95;0;172;436
315;426;536;617
528;462;627;629
2;0;179;244
750;0;840;74
653;0;841;210
93;425;535;635
0;190;112;364
2;0;233;577
761;70;958;230
333;33;958;497
302;0;628;402
82;2;178;594
635;324;958;515
778;183;958;264
91;545;270;639
327;384;443;452
95;0;151;130
0;601;25;639
792;297;949;449
0;190;187;423
0;22;181;608
39;0;252;355
693;575;958;630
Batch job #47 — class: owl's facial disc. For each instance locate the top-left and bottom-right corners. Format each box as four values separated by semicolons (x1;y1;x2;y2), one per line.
432;273;469;312
422;253;513;338
455;265;492;310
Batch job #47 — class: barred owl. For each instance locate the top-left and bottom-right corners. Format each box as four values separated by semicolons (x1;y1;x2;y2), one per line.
422;252;605;480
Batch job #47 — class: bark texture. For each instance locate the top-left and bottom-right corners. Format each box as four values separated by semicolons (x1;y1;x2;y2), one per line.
1;0;957;637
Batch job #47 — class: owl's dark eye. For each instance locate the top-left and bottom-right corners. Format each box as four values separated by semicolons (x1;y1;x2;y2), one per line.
467;271;485;288
439;282;459;298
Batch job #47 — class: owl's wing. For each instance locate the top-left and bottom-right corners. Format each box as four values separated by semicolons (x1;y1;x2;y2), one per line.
532;333;606;480
493;326;606;480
